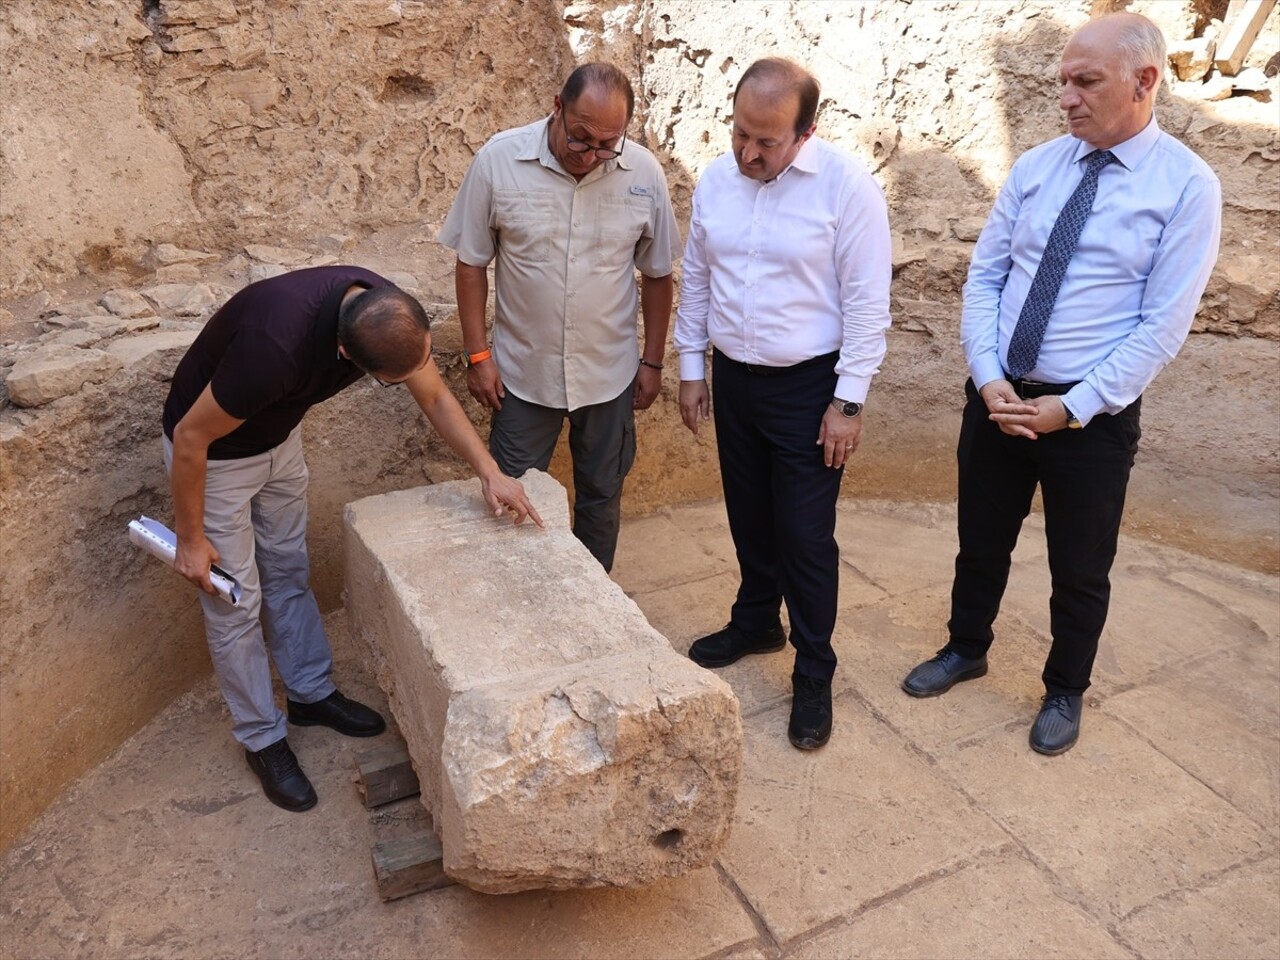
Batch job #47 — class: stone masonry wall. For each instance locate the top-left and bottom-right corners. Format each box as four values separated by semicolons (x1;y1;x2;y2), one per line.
1;0;1276;849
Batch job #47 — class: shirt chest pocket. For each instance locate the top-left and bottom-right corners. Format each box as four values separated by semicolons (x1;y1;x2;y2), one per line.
594;194;651;269
493;190;555;264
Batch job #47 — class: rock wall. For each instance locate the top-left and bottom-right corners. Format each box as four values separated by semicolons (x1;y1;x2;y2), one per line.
1;0;1277;850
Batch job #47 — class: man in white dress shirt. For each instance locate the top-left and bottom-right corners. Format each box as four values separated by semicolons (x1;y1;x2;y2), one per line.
675;58;892;751
901;12;1221;755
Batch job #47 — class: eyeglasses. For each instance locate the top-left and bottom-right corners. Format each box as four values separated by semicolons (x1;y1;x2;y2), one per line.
561;112;626;160
369;342;433;387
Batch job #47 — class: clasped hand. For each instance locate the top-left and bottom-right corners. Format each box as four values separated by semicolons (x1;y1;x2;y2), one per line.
980;380;1069;439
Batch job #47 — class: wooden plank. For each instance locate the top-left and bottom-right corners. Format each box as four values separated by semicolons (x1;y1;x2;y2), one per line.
372;831;454;901
354;742;420;809
1214;0;1277;76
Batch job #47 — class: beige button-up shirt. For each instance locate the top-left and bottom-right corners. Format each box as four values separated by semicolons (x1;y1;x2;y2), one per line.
439;118;680;410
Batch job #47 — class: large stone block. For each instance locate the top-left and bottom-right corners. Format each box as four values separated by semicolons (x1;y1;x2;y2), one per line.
343;471;742;893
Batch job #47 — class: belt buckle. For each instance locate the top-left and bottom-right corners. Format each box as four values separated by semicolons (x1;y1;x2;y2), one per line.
1018;378;1046;398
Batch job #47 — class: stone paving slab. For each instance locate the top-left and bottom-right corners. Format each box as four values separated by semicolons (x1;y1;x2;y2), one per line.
789;849;1131;959
716;698;1009;944
1;497;1276;959
931;709;1273;922
836;590;1055;750
1103;644;1280;829
1114;856;1280;959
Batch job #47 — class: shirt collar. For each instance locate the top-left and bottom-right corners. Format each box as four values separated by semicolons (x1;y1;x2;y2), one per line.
524;115;633;176
753;135;820;186
315;279;371;368
1071;114;1160;172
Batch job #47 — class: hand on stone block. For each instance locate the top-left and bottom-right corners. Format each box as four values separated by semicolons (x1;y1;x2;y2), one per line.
481;472;545;529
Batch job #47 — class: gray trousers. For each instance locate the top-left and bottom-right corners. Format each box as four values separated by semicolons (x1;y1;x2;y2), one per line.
164;427;334;751
489;386;636;572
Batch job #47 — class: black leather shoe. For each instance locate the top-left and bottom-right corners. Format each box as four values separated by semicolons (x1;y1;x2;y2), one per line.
788;673;832;750
901;648;989;698
287;690;386;737
1029;694;1083;755
245;738;317;812
688;621;786;668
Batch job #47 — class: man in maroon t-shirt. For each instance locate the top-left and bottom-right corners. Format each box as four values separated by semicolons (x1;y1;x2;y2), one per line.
164;266;541;812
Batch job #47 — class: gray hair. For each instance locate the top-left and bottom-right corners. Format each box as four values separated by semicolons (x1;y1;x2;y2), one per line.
1110;13;1167;94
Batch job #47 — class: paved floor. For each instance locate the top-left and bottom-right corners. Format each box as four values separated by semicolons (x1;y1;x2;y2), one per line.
2;499;1277;959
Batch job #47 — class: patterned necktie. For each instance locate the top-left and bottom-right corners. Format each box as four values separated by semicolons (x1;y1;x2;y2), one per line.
1005;149;1117;379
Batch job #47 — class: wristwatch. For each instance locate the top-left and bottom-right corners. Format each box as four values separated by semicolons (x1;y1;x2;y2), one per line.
831;398;863;418
1063;400;1083;429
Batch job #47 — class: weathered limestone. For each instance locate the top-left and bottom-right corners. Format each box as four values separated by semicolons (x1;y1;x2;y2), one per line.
106;330;199;369
1169;37;1217;82
5;345;122;407
140;283;218;316
343;470;742;893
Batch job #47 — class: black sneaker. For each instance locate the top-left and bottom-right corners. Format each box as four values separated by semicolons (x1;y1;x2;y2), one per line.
688;621;787;668
788;673;832;751
245;738;317;812
287;690;386;738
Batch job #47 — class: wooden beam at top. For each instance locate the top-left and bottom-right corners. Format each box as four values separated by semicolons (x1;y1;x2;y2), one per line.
1214;0;1277;76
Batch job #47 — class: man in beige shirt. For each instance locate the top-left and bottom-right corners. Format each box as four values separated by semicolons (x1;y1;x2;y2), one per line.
439;62;680;571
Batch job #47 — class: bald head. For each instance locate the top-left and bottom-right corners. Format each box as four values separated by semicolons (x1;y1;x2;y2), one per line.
1059;12;1163;149
734;57;820;137
1071;12;1166;95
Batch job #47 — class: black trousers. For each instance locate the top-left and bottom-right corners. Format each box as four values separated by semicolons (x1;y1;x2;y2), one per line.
948;378;1142;695
712;349;844;682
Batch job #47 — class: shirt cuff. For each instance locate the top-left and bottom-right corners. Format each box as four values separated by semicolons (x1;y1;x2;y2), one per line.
969;355;1007;392
679;351;708;381
1063;382;1105;427
834;374;871;404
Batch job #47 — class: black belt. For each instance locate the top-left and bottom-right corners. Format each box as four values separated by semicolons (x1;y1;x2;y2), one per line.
718;349;839;377
1007;376;1078;399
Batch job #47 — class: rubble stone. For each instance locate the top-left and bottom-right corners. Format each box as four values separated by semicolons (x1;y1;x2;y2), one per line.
151;244;218;266
247;263;288;284
243;244;312;266
5;345;122;407
100;289;155;318
106;330;200;370
42;329;103;349
1169;37;1216;82
952;217;988;242
141;283;218;317
343;471;743;893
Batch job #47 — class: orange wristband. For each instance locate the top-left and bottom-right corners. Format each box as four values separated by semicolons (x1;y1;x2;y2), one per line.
466;349;492;367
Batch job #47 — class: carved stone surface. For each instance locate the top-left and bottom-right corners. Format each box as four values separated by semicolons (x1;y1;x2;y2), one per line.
343;470;742;893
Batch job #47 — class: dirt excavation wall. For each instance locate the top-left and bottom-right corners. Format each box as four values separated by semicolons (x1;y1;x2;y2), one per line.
1;0;1276;848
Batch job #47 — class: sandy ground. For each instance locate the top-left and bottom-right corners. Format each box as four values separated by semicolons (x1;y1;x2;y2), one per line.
2;498;1277;960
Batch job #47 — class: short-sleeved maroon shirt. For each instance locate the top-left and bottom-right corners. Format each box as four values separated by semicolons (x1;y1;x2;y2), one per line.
163;266;393;459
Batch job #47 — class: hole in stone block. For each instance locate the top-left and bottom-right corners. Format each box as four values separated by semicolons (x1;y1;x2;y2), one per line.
653;828;683;851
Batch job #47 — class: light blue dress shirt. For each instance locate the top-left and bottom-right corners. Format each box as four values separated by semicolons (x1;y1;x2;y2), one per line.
961;117;1221;425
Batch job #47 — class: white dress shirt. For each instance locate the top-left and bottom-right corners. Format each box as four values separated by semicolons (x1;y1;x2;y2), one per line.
674;137;892;403
962;116;1221;425
440;118;681;411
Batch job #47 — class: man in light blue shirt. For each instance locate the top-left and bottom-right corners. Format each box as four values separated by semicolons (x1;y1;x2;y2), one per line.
901;12;1221;755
